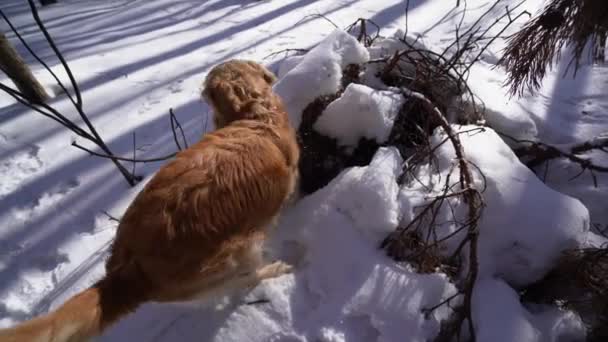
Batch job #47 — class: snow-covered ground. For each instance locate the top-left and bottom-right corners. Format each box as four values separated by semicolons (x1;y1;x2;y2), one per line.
1;0;607;341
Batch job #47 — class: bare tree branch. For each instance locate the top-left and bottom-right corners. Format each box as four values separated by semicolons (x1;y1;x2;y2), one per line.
72;142;177;164
169;108;188;151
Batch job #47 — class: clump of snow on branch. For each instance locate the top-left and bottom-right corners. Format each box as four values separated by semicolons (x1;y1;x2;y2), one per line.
314;84;405;148
274;30;370;128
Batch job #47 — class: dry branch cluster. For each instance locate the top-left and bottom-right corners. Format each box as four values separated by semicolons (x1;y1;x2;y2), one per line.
287;1;608;340
351;3;608;339
288;3;532;339
359;3;531;339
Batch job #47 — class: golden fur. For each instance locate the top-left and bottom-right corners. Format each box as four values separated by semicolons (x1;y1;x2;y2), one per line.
0;60;299;342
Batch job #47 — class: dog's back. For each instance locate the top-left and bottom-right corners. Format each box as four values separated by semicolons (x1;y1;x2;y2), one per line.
107;119;299;300
0;60;299;342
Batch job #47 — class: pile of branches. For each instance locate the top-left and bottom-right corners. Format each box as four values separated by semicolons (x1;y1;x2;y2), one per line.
271;1;608;340
357;2;531;340
274;2;531;340
361;3;608;339
501;0;608;96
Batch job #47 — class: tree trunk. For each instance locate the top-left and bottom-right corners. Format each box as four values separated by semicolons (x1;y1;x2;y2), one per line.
0;32;49;104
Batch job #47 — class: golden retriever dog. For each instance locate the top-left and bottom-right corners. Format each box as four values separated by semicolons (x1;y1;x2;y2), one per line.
0;60;299;342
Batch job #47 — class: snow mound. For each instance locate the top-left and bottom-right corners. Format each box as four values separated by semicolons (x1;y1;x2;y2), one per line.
214;124;590;340
277;55;305;79
210;147;458;341
314;84;405;147
274;29;370;128
424;126;590;287
468;65;538;141
473;277;586;342
473;276;541;342
266;26;591;341
331;147;404;240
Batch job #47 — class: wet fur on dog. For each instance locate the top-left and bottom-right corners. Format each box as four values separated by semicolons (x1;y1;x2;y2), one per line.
0;60;299;342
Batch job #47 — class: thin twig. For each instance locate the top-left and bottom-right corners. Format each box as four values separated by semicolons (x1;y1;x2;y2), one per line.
0;82;89;136
169;108;188;151
404;0;410;39
26;0;82;108
422;292;462;318
131;132;137;176
263;48;309;60
72;142;176;164
295;13;339;29
101;210;120;223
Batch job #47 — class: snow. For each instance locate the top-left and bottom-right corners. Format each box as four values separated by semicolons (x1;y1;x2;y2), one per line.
527;303;588;342
427;126;589;287
332;147;404;239
146;146;456;342
473;276;587;342
274;29;370;128
394;124;590;290
314;84;405;148
213;145;458;342
473;276;542;342
467;64;539;141
276;55;305;79
473;277;587;342
1;0;608;341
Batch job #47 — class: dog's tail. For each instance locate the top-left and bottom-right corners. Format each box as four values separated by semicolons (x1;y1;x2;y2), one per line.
0;263;147;342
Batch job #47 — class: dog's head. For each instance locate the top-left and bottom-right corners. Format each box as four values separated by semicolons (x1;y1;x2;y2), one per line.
202;60;279;128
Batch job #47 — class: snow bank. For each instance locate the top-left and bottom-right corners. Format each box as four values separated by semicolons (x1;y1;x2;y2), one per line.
392;125;590;339
468;64;538;141
425;126;589;287
209;147;458;342
274;29;370;128
314;84;405;147
473;276;541;342
277;55;305;79
332;147;403;240
473;277;586;342
248;27;592;342
527;304;587;341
